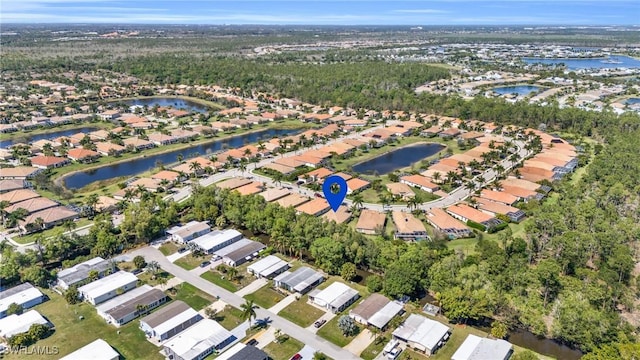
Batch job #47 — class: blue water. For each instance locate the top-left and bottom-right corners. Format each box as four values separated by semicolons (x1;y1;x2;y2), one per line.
493;85;541;96
624;98;640;105
523;55;640;70
0;127;99;149
63;128;300;189
125;98;210;113
352;143;445;175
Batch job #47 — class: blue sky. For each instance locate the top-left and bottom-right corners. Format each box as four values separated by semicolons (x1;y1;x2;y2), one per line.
1;0;638;25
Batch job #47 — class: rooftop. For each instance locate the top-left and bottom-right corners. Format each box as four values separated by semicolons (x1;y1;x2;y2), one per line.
163;319;234;360
392;211;427;234
392;314;450;351
356;209;386;232
59;339;120;360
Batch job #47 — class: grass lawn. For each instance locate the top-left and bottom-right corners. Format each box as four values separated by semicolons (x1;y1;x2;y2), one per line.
138;270;174;287
200;271;238;292
215;305;245;331
4;289;162;360
262;336;304;360
11;218;93;244
243;285;286;309
278;295;325;328
159;242;180;256
317;312;362;347
170;283;214;311
174;253;207;270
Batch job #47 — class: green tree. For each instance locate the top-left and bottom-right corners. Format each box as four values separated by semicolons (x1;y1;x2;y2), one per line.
310;237;345;274
7;302;23;316
341;262;357;282
337;315;358;336
366;274;384;293
133;255;146;269
490;321;508;339
64;287;80;305
240;299;258;327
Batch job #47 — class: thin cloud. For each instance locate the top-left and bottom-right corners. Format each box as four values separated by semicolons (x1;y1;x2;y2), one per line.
393;9;449;14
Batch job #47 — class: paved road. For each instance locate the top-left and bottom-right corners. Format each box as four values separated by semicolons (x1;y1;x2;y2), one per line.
131;246;360;360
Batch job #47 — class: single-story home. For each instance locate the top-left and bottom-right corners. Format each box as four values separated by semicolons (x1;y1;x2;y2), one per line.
0;283;45;319
247;255;290;279
96;285;167;327
59;339;120;360
392;314;450;355
57;256;114;290
67;148;101;163
191;229;243;254
167;221;211;243
30;155;70;169
162;319;236;360
349;293;403;330
19;206;79;233
400;175;439;193
273;266;324;294
0;309;51;339
355;209;386;235
78;271;138;305
140;300;203;342
451;334;513;360
392;211;429;241
215;343;269;360
308;282;360;313
0;166;43;180
426;208;472;239
222;240;267;267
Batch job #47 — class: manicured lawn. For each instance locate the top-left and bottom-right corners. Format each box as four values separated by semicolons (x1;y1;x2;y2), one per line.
138;270;174;287
263;336;304;360
11;218;93;244
170;283;214;311
159;242;180;256
360;334;391;360
215;305;245;331
317;312;362;347
201;271;237;292
243;285;286;309
174;253;207;270
4;289;162;360
278;295;325;328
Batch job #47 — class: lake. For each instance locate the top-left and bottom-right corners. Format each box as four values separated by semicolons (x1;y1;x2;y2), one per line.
493;85;541;96
124;97;211;114
0;127;99;149
63;128;300;189
352;143;445;175
523;55;640;70
624;98;640;105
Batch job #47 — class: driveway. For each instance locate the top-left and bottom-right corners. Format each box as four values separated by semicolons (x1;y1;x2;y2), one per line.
130;246;360;360
344;328;374;356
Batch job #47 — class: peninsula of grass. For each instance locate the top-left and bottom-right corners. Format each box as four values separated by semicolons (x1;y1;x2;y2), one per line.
200;271;238;292
174;253;206;270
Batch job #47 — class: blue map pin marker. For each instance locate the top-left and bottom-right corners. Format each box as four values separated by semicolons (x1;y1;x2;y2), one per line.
322;175;348;212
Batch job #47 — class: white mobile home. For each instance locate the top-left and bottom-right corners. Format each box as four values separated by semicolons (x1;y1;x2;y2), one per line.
78;271;138;305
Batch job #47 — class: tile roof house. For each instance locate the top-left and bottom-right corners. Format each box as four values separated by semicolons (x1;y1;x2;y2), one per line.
446;204;503;229
95;142;126;156
400;175;440;193
479;189;519;206
67;148;101;162
386;182;416;200
474;197;526;223
426;208;472;239
0;189;41;204
295;198;331;216
0;166;43;180
392;211;429;241
5;197;58;214
322;205;352;224
346;177;371;194
356;209;387;235
30;155;70;169
19;206;79;233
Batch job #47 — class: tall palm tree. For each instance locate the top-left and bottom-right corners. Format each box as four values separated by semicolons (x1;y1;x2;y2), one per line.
432;171;441;184
86;193;100;216
240;299;258;327
352;194;364;210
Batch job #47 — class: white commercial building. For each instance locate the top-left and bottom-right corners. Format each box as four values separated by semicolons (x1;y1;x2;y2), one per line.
78;271;138;305
140;300;203;341
0;310;50;338
247;255;290;279
0;283;45;318
452;334;513;360
308;282;360;313
392;314;450;355
59;339;120;360
191;229;243;254
162;319;236;360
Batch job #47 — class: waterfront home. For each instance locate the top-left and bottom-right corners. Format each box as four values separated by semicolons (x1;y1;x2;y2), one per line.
392;314;450;355
0;179;26;193
95;142;126;156
123;137;155;151
148;133;178;146
349;293;403;330
67;148;101;163
19;206;79;233
400;175;440;193
99;110;120;120
452;334;513;360
30;155;70;169
0;166;43;180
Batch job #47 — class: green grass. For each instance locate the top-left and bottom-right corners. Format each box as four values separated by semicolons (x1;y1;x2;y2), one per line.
11;218;93;244
200;271;238;292
3;289;162;360
158;242;180;256
262;336;305;360
215;305;245;331
243;285;286;309
170;283;214;310
138;270;174;287
278;295;325;328
0;121;114;141
317;312;362;347
174;253;207;270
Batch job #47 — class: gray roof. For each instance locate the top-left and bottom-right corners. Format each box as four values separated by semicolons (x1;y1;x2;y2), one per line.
223;241;266;263
213;238;253;257
274;266;324;293
368;300;404;329
100;286;166;321
140;300;191;328
350;294;389;321
57;257;112;287
451;334;513;360
227;345;269;360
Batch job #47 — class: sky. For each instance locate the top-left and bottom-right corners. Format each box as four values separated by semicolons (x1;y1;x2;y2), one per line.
1;0;638;25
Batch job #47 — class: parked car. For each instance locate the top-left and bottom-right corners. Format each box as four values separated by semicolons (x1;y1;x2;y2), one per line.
314;319;327;328
178;247;188;253
291;354;302;360
131;269;143;275
387;347;402;360
246;339;258;346
199;261;211;268
314;192;324;198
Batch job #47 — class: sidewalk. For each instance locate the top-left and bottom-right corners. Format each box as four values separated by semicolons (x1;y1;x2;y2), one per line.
343;328;374;356
167;250;191;263
268;293;297;313
234;278;268;297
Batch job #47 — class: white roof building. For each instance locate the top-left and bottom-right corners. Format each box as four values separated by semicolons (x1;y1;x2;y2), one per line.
140;300;203;341
451;334;513;360
0;310;50;338
273;266;325;294
59;339;120;360
212;238;253;257
349;293;404;329
309;282;360;313
392;314;450;355
247;255;290;279
191;229;243;254
163;319;236;360
57;256;114;290
78;271;138;305
0;283;45;318
167;221;211;243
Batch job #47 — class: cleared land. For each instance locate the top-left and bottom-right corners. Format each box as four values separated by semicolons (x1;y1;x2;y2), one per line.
171;282;214;310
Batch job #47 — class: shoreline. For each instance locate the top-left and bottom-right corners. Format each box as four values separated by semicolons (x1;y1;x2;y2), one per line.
350;141;446;174
107;94;226;110
54;123;306;192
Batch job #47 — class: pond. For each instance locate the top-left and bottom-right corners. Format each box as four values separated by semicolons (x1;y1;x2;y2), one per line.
352;143;445;175
124;97;211;114
523;55;640;70
0;127;99;149
63;128;301;189
624;98;640;105
492;85;541;96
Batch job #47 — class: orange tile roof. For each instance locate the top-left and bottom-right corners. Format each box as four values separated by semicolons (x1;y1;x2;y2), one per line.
30;156;68;167
305;167;333;179
0;189;40;204
447;204;494;223
501;177;540;190
263;163;296;174
5;197;58;214
386;182;415;197
427;208;468;231
322;205;352;224
400;174;439;190
480;189;519;205
295;197;330;216
356;209;387;232
275;193;310;208
501;185;539;199
392;211;427;234
151;170;181;181
332;172;353;181
67;148;100;160
346;178;370;192
474;197;521;216
216;177;252;190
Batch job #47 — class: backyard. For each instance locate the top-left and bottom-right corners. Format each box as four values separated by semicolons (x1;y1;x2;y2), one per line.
214;305;245;331
159;242;180;256
4;289;163;360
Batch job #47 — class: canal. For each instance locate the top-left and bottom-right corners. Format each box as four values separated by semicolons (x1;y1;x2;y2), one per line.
63;128;300;189
124;97;211;114
0;127;99;149
352;143;445;175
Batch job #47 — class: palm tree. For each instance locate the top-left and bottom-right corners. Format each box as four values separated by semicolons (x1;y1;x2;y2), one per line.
464;181;476;192
86;193;99;216
0;200;10;226
352;194;364;210
189;161;203;176
432;171;441;184
34;217;45;231
240;299;258;327
157;276;168;290
238;161;247;175
227;267;239;283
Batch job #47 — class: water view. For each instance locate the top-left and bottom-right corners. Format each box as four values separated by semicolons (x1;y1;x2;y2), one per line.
523;55;640;70
624;98;640;105
493;85;541;96
352;143;445;175
124;97;211;113
0;127;99;149
64;128;301;189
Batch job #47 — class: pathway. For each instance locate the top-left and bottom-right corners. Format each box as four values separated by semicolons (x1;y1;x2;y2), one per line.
344;328;374;356
234;278;268;297
268;293;297;314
